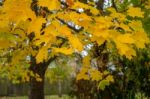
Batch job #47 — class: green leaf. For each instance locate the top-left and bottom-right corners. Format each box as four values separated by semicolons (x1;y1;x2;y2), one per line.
98;80;110;90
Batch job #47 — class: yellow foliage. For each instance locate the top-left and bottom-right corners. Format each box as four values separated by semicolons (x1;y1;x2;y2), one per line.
69;36;83;51
91;35;106;46
109;30;138;59
98;74;114;90
2;0;35;24
127;6;144;18
119;23;131;32
82;55;91;67
116;43;136;59
116;34;135;44
129;20;144;32
90;69;102;81
0;40;12;49
28;17;46;36
53;47;73;55
11;49;29;65
36;46;48;63
76;67;90;80
34;34;56;46
71;1;99;15
22;72;30;82
43;20;61;38
108;7;126;22
133;31;150;48
57;25;72;37
57;11;92;28
38;0;61;10
0;0;149;85
92;29;110;39
106;75;114;82
76;73;90;80
128;21;149;48
0;17;9;28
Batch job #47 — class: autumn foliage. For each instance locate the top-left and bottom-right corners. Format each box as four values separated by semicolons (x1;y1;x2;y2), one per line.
0;0;150;97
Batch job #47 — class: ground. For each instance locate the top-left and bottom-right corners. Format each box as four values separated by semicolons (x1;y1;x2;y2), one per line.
0;95;74;99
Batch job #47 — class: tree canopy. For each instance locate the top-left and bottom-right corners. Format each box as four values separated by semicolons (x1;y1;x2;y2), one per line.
0;0;150;97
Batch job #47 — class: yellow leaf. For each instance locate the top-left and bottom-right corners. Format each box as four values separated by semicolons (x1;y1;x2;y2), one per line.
76;73;90;80
119;23;131;31
57;25;72;37
44;20;60;37
94;17;112;27
38;0;61;10
34;34;55;46
0;40;12;49
91;36;106;46
36;46;48;63
36;77;43;82
71;1;99;15
2;0;35;23
10;49;29;66
110;31;136;59
53;47;73;55
106;75;114;82
127;7;144;18
117;34;135;44
90;7;99;15
58;11;92;28
129;20;144;32
76;67;90;80
133;31;150;48
82;55;91;67
115;43;136;59
90;69;102;81
108;7;126;22
69;36;83;51
93;29;110;39
28;17;46;36
0;16;9;28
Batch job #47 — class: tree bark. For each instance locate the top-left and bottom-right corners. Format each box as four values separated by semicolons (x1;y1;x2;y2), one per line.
29;62;46;99
58;79;62;97
29;73;45;99
29;56;56;99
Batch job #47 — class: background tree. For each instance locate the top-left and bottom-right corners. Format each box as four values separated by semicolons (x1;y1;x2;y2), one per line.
72;0;150;99
46;56;75;97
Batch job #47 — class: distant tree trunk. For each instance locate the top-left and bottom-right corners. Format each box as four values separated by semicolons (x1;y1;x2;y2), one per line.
58;78;62;97
97;0;105;10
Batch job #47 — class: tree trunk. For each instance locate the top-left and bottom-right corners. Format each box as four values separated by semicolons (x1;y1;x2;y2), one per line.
28;56;56;99
29;60;48;99
29;73;45;99
58;79;62;97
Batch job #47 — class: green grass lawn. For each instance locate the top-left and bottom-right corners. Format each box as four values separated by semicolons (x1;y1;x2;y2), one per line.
0;95;74;99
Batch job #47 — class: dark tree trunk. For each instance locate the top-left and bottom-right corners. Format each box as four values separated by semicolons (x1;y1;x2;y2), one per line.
29;56;56;99
29;62;47;99
29;73;45;99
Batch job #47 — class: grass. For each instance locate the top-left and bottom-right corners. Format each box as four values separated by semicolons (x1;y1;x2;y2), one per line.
0;95;74;99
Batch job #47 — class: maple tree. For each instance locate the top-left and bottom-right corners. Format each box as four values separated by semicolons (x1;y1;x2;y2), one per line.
0;0;149;99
